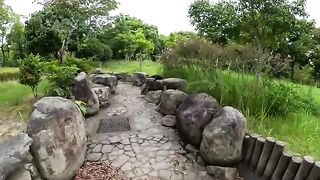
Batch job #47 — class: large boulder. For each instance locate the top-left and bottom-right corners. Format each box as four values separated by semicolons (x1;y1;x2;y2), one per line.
92;74;118;93
0;134;33;180
132;72;148;86
27;97;87;180
145;78;164;91
200;106;246;166
162;78;187;91
159;89;187;115
75;72;99;115
144;90;162;104
92;86;110;108
176;93;220;145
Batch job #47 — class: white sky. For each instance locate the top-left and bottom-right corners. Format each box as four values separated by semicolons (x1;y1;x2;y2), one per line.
5;0;320;35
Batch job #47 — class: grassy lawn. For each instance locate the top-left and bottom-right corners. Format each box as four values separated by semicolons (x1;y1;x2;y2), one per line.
0;80;49;136
101;60;163;75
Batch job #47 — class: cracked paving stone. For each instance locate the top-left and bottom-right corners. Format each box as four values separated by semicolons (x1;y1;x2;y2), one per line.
133;168;144;176
159;169;172;179
113;154;130;167
101;144;114;153
92;144;102;152
124;145;132;151
109;149;124;156
86;153;102;161
109;136;121;143
125;151;136;157
121;138;131;145
121;162;134;171
117;144;124;149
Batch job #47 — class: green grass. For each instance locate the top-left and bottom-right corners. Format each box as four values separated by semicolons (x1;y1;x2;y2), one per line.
101;60;163;75
0;80;49;107
0;67;19;74
163;64;320;159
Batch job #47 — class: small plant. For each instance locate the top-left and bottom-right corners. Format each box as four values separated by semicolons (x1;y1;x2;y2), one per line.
19;54;42;97
74;100;87;115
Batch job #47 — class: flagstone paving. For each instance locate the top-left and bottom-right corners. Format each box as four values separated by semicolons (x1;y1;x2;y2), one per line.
85;82;212;180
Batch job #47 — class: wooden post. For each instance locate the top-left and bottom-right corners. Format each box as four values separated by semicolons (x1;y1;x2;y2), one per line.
306;161;320;180
282;156;302;180
271;152;292;180
244;133;259;164
250;137;265;169
293;156;314;180
255;137;276;175
263;141;286;179
241;135;250;162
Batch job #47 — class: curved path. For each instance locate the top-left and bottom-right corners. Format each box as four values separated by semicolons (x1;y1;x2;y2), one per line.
85;82;212;180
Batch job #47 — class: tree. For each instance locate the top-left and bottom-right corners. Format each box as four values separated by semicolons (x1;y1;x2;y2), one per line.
162;31;198;48
189;0;309;50
7;18;26;66
26;0;117;62
98;15;160;59
19;54;42;97
0;0;14;66
189;0;240;44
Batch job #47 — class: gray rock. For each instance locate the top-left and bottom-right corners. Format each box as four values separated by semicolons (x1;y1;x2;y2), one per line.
92;86;110;107
112;72;131;82
145;90;162;104
159;89;187;115
132;72;148;87
75;72;100;115
145;78;164;92
92;74;118;93
92;68;103;74
176;93;220;145
0;133;33;180
7;168;32;180
28;97;87;180
162;78;187;91
161;115;176;128
185;144;199;155
200;106;246;166
206;166;238;180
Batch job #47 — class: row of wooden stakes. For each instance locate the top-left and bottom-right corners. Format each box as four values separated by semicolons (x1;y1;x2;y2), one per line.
242;133;320;180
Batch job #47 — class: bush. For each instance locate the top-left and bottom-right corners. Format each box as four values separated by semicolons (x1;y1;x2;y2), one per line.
0;72;19;81
18;54;42;97
77;38;113;61
161;38;291;78
64;55;93;73
45;64;78;98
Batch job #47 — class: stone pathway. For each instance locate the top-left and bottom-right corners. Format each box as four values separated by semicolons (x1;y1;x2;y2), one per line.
85;82;212;180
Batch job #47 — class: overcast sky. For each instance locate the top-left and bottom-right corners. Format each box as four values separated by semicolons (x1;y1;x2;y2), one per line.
5;0;320;35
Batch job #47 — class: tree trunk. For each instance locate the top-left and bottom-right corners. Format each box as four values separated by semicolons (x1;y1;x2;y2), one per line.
290;61;295;80
1;45;6;67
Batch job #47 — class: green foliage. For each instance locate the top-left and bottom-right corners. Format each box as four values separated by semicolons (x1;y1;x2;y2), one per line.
161;38;291;78
98;15;159;59
6;20;26;66
163;63;318;117
0;71;19;81
64;55;93;73
74;100;87;115
162;31;198;48
77;38;112;61
44;63;78;98
18;54;42;97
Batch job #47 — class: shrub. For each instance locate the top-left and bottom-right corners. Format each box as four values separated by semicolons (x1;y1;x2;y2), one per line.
77;38;113;61
18;54;42;97
0;72;19;81
45;64;78;98
64;55;93;73
161;38;291;78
